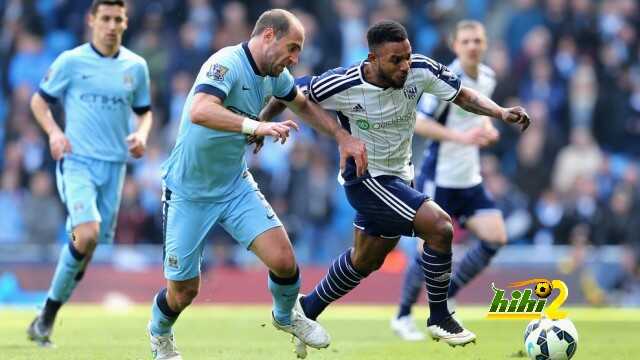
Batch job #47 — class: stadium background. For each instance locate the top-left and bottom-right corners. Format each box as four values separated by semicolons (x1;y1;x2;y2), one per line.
0;0;639;309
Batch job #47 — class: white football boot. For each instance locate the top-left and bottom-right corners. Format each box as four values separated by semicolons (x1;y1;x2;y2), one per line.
427;314;476;347
273;294;330;349
148;323;182;360
390;315;426;341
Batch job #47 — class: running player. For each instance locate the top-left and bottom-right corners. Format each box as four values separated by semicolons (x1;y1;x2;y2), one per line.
391;20;507;341
27;0;153;348
147;9;367;360
263;20;529;357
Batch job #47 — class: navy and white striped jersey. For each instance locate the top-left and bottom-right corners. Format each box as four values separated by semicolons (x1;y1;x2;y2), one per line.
419;59;496;188
297;54;461;183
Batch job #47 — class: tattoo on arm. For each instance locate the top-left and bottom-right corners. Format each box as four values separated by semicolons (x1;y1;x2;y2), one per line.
454;88;502;118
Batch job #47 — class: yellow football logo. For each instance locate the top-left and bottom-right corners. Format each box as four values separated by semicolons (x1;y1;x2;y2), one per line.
534;280;553;298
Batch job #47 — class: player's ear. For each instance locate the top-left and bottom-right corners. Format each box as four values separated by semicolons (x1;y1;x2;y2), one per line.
87;12;94;28
367;51;377;65
263;27;275;43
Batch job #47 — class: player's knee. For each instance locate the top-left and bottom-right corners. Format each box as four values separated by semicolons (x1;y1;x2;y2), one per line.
478;227;507;246
492;233;508;246
269;253;297;278
73;226;100;254
432;215;453;244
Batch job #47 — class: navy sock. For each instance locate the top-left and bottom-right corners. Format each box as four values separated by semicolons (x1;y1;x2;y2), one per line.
301;248;365;320
449;240;501;298
397;256;423;318
420;244;452;323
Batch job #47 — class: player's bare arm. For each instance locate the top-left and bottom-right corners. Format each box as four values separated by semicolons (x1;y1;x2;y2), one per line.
30;92;71;160
190;92;299;142
415;112;491;146
282;90;369;177
453;86;531;131
127;110;153;158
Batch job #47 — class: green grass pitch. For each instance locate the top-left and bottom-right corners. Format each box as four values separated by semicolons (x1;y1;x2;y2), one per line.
2;305;639;359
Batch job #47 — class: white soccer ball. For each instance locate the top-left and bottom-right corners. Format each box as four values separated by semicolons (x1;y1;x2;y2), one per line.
523;318;578;360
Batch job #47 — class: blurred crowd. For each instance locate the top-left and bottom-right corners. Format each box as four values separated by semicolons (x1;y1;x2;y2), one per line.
1;0;640;298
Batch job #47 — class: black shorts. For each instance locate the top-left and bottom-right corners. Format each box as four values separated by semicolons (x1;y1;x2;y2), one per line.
344;175;430;238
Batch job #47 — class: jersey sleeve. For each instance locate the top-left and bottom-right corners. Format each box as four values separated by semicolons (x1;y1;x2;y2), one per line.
412;55;461;102
272;68;297;102
294;75;312;96
132;61;151;115
307;69;348;111
193;53;239;101
38;51;71;103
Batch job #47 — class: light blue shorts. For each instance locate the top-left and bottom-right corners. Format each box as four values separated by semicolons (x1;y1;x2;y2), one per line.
56;154;126;244
161;173;282;281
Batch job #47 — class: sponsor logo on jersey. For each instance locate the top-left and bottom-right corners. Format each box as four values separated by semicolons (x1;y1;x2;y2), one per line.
352;103;365;113
355;113;413;131
356;119;370;130
80;93;128;110
44;68;52;82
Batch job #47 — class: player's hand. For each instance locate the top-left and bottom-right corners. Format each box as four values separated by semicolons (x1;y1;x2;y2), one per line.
336;130;368;177
501;106;531;132
126;132;147;159
254;120;299;145
246;134;265;154
49;130;71;160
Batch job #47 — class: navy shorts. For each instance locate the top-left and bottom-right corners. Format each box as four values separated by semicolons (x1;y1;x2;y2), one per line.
417;177;498;225
344;176;430;238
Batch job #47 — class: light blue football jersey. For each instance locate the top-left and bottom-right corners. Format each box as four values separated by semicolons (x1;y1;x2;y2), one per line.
39;43;151;162
162;42;297;200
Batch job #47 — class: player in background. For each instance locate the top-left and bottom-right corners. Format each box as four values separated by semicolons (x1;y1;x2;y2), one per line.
147;9;367;360
27;0;153;348
262;20;529;357
390;20;508;341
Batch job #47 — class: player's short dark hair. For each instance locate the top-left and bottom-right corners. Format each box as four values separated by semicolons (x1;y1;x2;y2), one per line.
90;0;126;14
251;9;294;39
367;20;408;51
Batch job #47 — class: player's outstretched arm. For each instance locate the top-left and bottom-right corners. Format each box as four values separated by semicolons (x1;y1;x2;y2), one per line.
283;91;368;177
127;110;153;159
415;112;491;146
30;92;71;160
453;86;531;131
190;92;298;142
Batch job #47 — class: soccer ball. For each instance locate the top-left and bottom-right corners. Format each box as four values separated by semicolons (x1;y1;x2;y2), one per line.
524;318;578;360
534;280;553;298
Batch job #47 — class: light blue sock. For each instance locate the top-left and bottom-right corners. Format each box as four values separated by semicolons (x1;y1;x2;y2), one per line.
268;269;300;325
47;242;85;303
150;288;180;336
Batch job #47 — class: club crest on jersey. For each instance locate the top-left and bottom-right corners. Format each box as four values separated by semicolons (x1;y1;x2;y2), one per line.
166;254;179;269
123;73;134;90
403;83;417;99
206;63;229;81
